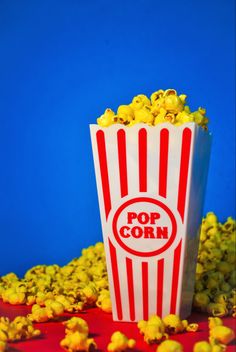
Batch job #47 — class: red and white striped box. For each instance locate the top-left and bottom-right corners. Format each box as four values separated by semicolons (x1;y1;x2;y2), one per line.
90;123;211;322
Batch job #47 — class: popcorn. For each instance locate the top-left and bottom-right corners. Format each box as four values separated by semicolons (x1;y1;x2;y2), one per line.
0;341;7;352
96;89;209;129
96;289;112;313
194;213;236;317
60;317;96;352
193;341;224;352
0;316;40;342
138;314;198;344
63;317;89;335
157;340;183;352
0;213;235;326
60;331;97;352
209;325;235;346
138;315;167;344
107;331;136;351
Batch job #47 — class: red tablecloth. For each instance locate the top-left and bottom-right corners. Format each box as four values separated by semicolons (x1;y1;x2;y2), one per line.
0;301;235;351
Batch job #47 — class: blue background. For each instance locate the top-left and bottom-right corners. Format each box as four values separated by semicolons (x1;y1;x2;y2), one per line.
0;0;235;276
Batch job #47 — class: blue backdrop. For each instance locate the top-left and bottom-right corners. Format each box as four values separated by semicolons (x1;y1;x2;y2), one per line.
0;0;235;276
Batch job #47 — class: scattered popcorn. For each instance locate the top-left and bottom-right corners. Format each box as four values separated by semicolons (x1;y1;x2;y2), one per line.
60;317;96;352
193;341;224;352
96;289;112;313
107;331;136;352
138;314;198;345
209;325;235;346
63;317;89;336
0;341;7;352
138;315;167;344
60;331;97;352
0;242;107;315
157;339;183;352
163;314;199;334
96;89;209;129
194;213;236;317
0;316;40;342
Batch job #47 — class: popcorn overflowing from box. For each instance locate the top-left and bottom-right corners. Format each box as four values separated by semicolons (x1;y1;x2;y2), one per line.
90;89;211;322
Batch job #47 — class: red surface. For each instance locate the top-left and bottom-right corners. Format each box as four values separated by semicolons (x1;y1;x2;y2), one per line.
0;300;235;352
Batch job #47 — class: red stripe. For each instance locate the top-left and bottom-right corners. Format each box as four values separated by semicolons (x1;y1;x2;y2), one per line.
157;258;164;317
126;258;135;321
109;239;123;320
117;129;128;197
159;129;169;198
96;131;112;220
170;240;182;314
142;262;149;320
139;128;147;192
177;128;192;222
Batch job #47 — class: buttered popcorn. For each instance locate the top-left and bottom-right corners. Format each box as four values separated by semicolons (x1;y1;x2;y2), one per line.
96;89;209;129
0;242;110;316
60;317;97;352
0;212;235;343
107;331;136;352
137;314;198;344
0;316;40;342
194;213;236;317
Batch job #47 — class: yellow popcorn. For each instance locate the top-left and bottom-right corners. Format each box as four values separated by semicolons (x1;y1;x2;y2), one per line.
63;317;89;336
207;303;228;317
138;315;167;344
60;331;97;352
154;108;167;125
28;304;54;323
0;316;40;342
209;325;235;345
0;341;7;352
96;88;209;128
157;339;183;352
2;288;26;305
162;314;185;334
208;317;223;330
97;108;115;127
130;94;150;111
96;289;112;313
151;90;165;105
134;105;154;125
176;110;194;124
107;331;136;352
164;94;184;114
116;105;134;125
193;341;224;352
194;213;236;317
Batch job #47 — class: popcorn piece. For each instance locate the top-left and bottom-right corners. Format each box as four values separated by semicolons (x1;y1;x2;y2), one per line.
97;108;115;127
0;316;40;342
96;289;112;313
162;314;186;334
117;105;134;125
95;88;209;128
193;341;225;352
138;315;167;344
194;213;236;317
0;341;8;352
107;331;136;351
157;339;183;352
63;317;89;336
208;317;223;330
60;331;97;352
209;325;235;345
61;317;96;352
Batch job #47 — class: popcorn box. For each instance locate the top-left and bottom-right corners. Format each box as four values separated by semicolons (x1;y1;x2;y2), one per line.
90;123;211;322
